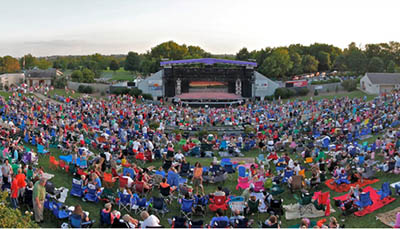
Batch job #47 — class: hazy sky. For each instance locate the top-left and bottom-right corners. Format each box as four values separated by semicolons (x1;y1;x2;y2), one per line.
1;0;399;57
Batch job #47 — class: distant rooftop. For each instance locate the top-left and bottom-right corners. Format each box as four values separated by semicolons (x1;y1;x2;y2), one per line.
160;58;257;67
366;72;400;85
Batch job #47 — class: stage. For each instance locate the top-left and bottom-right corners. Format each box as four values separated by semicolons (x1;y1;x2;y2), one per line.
176;92;242;100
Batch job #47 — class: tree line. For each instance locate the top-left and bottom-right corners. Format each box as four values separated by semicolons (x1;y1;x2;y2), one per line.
2;41;400;80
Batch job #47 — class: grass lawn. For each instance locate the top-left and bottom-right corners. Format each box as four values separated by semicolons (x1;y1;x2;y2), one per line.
283;90;376;103
47;89;83;99
33;140;397;228
7;89;396;228
101;68;136;82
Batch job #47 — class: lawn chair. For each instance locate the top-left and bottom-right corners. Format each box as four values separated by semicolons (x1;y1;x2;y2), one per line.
70;178;84;198
257;154;267;164
84;183;101;203
103;173;115;188
51;201;71;220
193;195;208;216
150;196;168;217
180;198;195;220
289;175;304;193
355;192;373;209
132;194;149;215
100;209;112;227
236;177;250;190
119;176;129;189
49;156;59;170
69;214;95;228
209;195;228;212
229;196;245;217
123;167;135;179
294;193;313;215
253;180;265;192
118;192;132;212
238;166;248;178
282;170;294;183
264;178;273;190
377;182;392;200
268;199;284;216
37;144;48;156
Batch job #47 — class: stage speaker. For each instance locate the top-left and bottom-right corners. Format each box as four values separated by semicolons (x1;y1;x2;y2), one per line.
242;79;252;97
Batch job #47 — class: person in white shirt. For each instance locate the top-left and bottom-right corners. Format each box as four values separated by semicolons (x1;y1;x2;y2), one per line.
174;150;185;162
140;211;160;228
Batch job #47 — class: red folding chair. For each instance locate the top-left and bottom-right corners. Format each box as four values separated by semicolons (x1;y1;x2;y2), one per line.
119;176;129;189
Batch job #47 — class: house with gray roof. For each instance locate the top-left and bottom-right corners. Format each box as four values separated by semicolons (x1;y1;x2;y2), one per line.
360;72;400;94
25;68;63;87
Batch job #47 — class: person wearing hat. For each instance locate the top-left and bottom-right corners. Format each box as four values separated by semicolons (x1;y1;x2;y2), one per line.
32;177;47;223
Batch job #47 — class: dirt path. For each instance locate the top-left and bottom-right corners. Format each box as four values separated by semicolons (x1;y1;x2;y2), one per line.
33;93;63;106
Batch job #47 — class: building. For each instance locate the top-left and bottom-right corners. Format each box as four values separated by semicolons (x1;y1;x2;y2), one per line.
138;58;279;103
0;73;25;88
25;68;63;87
360;72;400;94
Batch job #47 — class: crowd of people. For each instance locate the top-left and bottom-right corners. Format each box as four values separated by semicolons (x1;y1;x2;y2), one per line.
1;88;400;228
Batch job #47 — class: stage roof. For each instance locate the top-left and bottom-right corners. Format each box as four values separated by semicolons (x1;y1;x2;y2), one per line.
160;58;257;67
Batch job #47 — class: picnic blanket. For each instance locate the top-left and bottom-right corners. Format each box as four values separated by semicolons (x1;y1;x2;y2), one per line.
283;203;336;220
333;186;396;216
42;172;55;180
325;178;379;192
376;207;400;227
231;157;255;164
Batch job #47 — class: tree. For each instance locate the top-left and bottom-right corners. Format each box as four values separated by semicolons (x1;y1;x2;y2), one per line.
124;51;141;72
0;56;20;73
386;60;397;73
302;55;319;73
20;54;37;70
333;54;347;71
289;52;303;75
36;58;52;70
150;41;188;60
367;57;384;72
187;46;211;59
0;191;38;228
109;60;120;72
259;48;293;78
317;51;331;71
81;68;95;83
71;70;83;82
344;43;367;74
236;48;251;61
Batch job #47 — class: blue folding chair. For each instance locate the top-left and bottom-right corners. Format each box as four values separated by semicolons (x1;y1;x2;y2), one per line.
180;198;195;220
84;184;100;202
51;201;71;219
282;170;294;183
132;194;149;214
220;158;231;167
238;166;248;178
70;178;84;198
69;214;95;228
37;144;48;156
123;167;135;179
377;182;392;200
355;192;373;209
167;170;180;188
118;192;132;212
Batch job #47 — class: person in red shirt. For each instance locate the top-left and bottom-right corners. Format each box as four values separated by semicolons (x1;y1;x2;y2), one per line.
10;174;19;209
15;168;26;200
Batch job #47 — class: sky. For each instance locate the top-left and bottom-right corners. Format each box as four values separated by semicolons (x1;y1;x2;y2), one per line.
0;0;399;57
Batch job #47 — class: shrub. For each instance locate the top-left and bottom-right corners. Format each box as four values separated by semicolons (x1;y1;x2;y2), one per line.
296;88;309;96
129;88;142;97
142;93;153;100
0;191;38;228
112;87;130;95
54;76;67;89
77;85;93;94
314;90;319;96
341;79;357;92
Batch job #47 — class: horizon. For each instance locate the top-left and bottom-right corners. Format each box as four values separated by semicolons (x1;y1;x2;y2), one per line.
1;0;399;57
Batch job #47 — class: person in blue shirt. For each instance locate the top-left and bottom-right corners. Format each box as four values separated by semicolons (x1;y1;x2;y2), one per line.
210;209;229;228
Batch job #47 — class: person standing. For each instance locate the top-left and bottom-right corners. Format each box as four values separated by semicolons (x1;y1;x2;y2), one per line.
10;174;18;209
1;159;13;190
33;178;47;223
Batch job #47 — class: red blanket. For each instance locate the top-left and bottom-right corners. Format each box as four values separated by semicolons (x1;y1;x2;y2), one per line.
333;186;396;216
325;178;379;192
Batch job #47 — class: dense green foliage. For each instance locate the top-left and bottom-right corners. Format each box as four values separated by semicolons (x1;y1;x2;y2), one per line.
77;85;94;94
341;79;358;92
310;78;341;85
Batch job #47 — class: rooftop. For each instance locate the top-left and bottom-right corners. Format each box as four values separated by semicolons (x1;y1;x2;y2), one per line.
366;72;400;85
